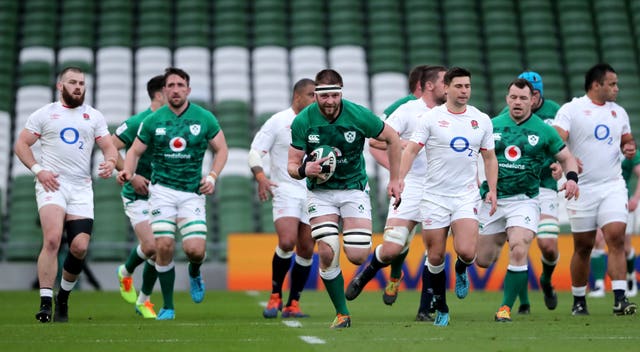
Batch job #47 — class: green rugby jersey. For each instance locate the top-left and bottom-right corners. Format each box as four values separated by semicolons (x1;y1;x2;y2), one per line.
481;113;565;199
499;98;561;190
622;152;640;196
291;99;384;191
138;102;221;193
115;108;154;201
382;94;416;118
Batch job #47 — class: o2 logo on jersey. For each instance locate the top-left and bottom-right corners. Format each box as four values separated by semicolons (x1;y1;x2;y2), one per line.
60;127;84;149
504;145;521;161
594;124;613;145
449;136;473;156
169;137;187;152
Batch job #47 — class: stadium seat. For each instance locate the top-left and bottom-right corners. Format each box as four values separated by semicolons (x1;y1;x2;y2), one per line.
5;175;41;261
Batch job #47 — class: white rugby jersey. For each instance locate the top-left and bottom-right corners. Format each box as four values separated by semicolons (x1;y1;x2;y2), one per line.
554;95;631;187
410;104;494;197
25;102;110;183
386;98;431;176
250;107;307;198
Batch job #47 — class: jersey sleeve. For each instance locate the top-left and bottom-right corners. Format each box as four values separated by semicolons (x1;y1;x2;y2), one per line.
251;115;277;152
290;113;307;150
92;110;111;139
206;112;222;141
137;114;154;145
409;111;430;146
385;105;406;134
553;102;572;132
480;115;495;150
361;107;385;138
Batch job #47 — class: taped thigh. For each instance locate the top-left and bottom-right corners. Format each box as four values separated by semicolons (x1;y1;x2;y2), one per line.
178;218;207;240
152;220;177;239
383;226;410;247
537;218;559;239
343;228;372;249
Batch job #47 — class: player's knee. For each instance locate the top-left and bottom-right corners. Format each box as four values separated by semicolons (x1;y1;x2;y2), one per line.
152;220;177;239
316;233;340;270
427;252;445;265
383;226;410;247
140;241;156;258
42;235;62;253
63;252;84;275
178;218;207;240
278;237;296;252
345;248;369;265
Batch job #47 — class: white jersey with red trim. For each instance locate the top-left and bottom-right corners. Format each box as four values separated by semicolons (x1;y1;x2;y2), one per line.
410;104;494;197
250;107;306;199
554;95;631;187
385;98;432;176
25;102;110;184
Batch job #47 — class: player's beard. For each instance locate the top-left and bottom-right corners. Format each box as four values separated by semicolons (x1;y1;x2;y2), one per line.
61;86;85;108
319;102;340;120
168;95;187;109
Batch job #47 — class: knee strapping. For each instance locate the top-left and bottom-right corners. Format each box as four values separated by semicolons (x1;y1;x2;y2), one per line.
538;218;559;238
318;234;341;270
311;221;339;240
343;228;372;249
383;226;410;246
65;219;93;245
152;220;177;238
63;253;84;275
178;218;207;239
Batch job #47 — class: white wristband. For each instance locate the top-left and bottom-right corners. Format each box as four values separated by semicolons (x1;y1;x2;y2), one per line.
206;175;216;187
31;164;44;175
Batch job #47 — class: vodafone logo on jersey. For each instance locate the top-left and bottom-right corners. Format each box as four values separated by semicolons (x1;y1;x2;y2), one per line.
169;137;187;152
504;145;521;161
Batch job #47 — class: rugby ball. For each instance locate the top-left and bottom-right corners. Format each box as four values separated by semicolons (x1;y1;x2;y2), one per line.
310;145;337;184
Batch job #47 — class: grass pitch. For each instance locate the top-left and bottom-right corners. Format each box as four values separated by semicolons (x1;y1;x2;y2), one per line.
0;290;638;352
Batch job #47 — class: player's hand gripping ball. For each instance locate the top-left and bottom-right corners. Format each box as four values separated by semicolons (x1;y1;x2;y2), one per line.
310;145;337;184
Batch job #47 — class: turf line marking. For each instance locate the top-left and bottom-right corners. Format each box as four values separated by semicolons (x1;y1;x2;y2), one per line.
282;320;302;328
299;336;326;344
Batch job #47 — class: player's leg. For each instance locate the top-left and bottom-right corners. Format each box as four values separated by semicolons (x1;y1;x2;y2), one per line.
451;193;483;300
265;216;299;318
588;229;607;297
55;217;93;323
600;187;637;315
132;219;158;318
282;221;313;318
118;199;156;304
416;249;434;321
35;205;65;323
624;213;637;297
179;220;207;304
537;189;560;309
424;227;450;326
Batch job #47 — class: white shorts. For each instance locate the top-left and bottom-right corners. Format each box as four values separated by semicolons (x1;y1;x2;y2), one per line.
386;175;423;222
538;187;559;218
307;189;371;220
272;192;309;224
421;191;480;229
122;197;150;227
566;181;628;232
479;195;540;235
35;179;93;219
627;209;639;235
148;183;206;222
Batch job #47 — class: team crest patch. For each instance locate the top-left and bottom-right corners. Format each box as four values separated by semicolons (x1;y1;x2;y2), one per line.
83;113;90;120
344;131;356;143
471;120;478;129
528;135;539;146
190;124;201;135
611;110;617;118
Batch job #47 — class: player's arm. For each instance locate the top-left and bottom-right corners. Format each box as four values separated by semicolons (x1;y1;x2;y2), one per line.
117;137;147;185
376;123;403;206
14;129;60;192
96;133;119;179
480;148;498;216
199;130;229;195
248;149;276;202
621;133;636;160
553;126;568;142
369;138;390;170
629;164;640;211
110;135;126;171
554;147;580;200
